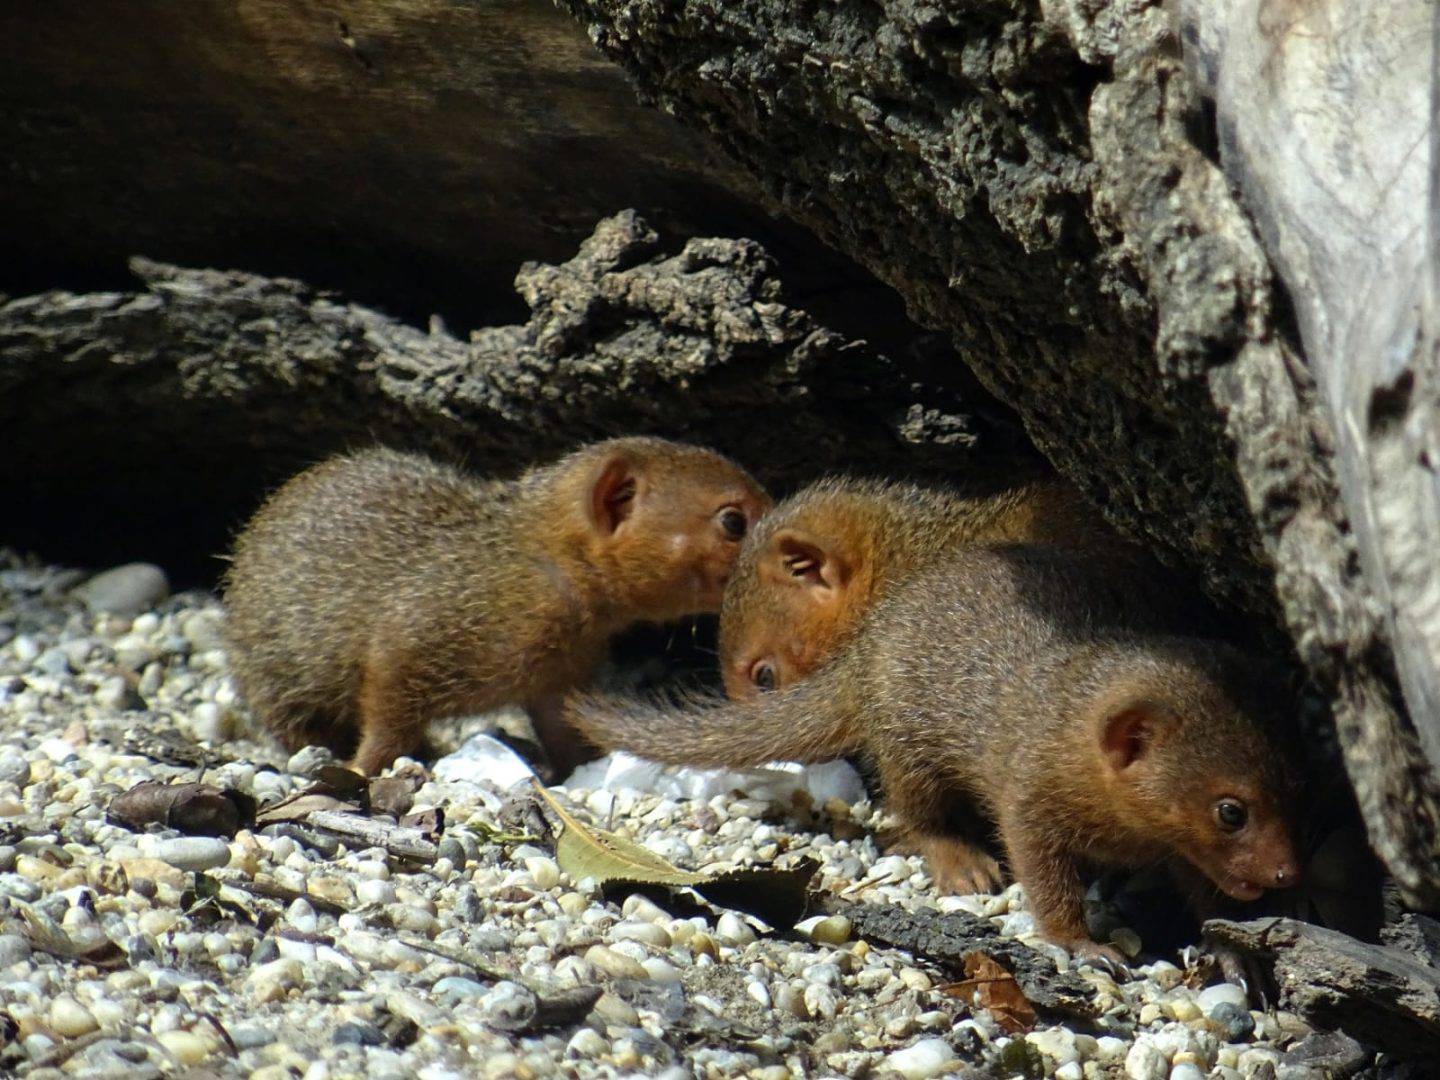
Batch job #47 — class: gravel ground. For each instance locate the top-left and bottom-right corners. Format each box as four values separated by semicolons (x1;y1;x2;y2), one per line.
0;549;1342;1079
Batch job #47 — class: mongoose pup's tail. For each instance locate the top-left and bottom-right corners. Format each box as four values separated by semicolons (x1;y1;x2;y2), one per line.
565;653;866;768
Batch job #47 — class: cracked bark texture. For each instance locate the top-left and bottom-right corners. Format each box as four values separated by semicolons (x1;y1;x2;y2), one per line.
556;0;1440;897
0;212;1019;584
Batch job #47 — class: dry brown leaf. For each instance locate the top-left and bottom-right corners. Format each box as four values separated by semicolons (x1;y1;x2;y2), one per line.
108;780;254;837
939;950;1038;1033
369;776;420;818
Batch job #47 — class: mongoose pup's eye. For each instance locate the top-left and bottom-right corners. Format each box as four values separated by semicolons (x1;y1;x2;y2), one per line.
718;507;748;540
751;661;777;692
1213;799;1248;831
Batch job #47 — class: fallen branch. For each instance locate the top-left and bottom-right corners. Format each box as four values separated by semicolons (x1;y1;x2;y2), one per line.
819;898;1095;1021
300;809;438;863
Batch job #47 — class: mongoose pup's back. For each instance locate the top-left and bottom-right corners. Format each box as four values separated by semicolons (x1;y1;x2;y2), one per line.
570;544;1302;964
719;476;1170;699
223;438;769;776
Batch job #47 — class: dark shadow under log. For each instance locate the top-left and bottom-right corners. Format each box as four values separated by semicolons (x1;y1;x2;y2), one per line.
0;213;1029;585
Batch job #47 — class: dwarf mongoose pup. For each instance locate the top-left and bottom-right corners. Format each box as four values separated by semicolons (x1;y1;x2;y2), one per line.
568;545;1302;965
223;438;770;776
719;476;1167;700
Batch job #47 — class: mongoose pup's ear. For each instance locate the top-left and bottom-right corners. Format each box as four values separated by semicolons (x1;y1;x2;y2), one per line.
589;454;640;535
1099;702;1168;772
766;529;850;599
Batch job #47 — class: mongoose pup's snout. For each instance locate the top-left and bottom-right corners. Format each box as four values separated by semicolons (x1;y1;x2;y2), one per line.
222;437;769;777
1081;651;1304;906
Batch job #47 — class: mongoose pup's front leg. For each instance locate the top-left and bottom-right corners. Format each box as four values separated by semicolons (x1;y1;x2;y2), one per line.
566;544;1303;964
223;438;769;776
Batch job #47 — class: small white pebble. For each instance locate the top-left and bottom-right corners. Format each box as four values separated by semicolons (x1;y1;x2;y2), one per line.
47;995;98;1038
1125;1038;1168;1080
1197;983;1248;1014
566;1028;608;1058
524;857;560;891
886;1037;957;1079
156;1029;215;1066
584;945;648;980
356;879;396;906
715;912;755;945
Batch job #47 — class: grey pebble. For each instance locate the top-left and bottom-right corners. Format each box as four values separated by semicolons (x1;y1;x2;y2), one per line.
250;937;280;966
74;563;169;617
0;873;42;901
0;845;15;872
0;753;31;786
286;745;336;776
433;976;488;1002
333;1021;386;1046
1209;1001;1255;1041
35;646;73;677
181;610;226;652
0;933;32;967
228;1025;277;1050
480;980;537;1028
437;836;467;867
114;1041;155;1063
1280;1030;1368;1075
113;637;158;672
95;676;145;711
452;885;483;923
150;836;231;872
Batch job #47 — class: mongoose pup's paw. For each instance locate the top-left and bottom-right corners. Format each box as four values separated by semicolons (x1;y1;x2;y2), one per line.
901;833;1005;895
1067;939;1132;977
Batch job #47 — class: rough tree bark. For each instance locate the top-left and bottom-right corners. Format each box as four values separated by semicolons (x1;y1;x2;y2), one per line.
553;0;1440;899
1181;1;1440;898
0;213;1020;581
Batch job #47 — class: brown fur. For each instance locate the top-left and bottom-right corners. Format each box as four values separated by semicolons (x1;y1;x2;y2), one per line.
223;439;769;776
569;544;1302;962
718;476;1171;699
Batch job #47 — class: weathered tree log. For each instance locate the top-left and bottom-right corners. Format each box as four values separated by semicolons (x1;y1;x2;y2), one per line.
1207;917;1440;1058
0;212;1021;581
555;0;1440;900
1180;0;1440;905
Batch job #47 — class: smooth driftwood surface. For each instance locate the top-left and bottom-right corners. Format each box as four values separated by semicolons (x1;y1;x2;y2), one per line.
1180;0;1440;899
557;0;1440;901
0;212;1021;580
1207;917;1440;1058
